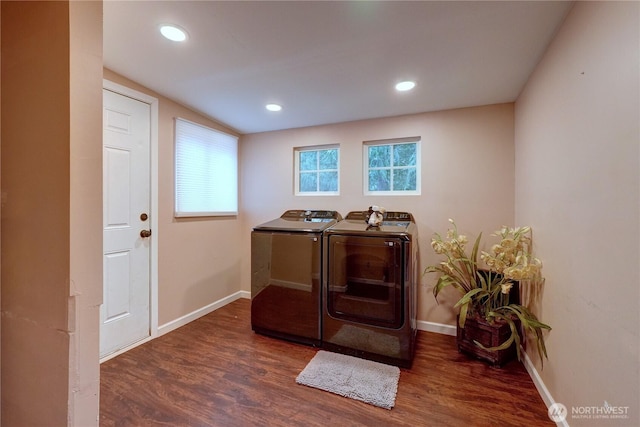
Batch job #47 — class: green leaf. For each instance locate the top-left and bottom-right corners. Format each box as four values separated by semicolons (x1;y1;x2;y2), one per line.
474;327;515;352
471;232;482;264
432;275;466;299
459;302;469;328
443;258;474;293
454;287;485;308
473;315;521;361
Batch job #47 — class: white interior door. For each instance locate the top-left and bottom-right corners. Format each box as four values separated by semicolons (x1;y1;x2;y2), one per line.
101;89;151;357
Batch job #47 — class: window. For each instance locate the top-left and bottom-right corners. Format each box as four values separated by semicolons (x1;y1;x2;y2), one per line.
364;137;420;195
294;145;339;195
174;118;238;216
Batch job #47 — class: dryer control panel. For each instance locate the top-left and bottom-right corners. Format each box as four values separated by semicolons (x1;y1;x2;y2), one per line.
385;211;414;222
344;210;414;222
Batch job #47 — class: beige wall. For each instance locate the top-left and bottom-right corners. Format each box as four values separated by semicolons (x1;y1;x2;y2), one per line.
515;1;639;424
1;2;102;425
103;69;243;326
239;103;516;325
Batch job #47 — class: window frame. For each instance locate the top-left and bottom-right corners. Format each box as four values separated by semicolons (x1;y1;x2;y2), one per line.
293;144;340;196
363;136;421;196
174;117;238;217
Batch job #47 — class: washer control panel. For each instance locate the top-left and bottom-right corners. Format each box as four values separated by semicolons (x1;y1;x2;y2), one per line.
281;210;342;221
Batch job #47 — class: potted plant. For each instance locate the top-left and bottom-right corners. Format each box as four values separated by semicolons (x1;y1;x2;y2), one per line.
424;219;551;367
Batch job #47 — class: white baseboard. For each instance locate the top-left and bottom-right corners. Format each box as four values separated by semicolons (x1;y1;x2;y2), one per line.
417;319;457;336
522;350;566;426
158;290;250;336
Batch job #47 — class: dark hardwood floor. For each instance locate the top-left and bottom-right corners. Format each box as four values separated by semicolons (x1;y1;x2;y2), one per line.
100;298;553;426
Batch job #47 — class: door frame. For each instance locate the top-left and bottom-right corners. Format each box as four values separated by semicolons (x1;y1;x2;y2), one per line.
100;79;159;362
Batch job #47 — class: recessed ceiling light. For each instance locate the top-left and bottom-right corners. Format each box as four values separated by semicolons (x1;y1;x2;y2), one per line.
266;104;282;112
160;25;188;42
395;81;416;92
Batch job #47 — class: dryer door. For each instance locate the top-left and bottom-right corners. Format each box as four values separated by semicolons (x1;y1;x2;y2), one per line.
326;235;403;329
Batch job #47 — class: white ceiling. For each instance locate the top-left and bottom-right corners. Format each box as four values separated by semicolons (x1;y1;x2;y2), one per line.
103;1;573;135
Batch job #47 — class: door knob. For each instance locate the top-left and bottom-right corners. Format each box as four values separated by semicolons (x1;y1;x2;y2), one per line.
140;229;152;238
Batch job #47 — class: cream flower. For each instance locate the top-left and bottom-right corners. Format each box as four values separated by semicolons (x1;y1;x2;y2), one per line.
501;282;513;294
501;238;516;249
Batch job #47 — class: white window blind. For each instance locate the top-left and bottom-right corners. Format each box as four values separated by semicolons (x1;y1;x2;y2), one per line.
174;118;238;217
